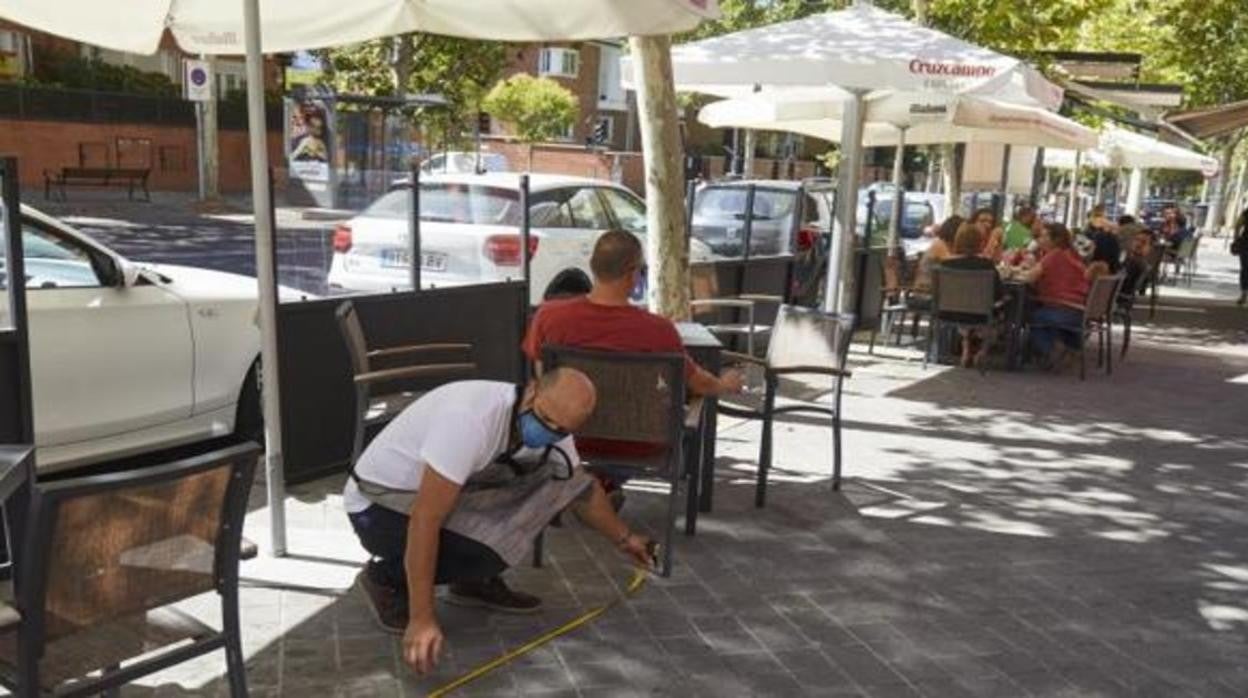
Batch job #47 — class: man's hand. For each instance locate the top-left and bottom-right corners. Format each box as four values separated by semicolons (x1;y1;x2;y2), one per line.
403;617;445;675
718;368;746;394
619;532;656;569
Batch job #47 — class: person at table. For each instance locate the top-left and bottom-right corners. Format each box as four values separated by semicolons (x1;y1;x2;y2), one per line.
522;230;744;497
914;215;962;291
1083;204;1122;273
1159;205;1191;247
941;223;1004;370
971;207;1004;258
1016;222;1090;369
1121;228;1155;298
344;370;656;674
1003;205;1036;252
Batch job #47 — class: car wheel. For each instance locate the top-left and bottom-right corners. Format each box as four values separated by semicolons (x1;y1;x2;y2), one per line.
234;359;265;447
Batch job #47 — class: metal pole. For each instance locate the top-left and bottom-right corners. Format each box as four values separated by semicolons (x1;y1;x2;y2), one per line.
1094;167;1104;206
195;101;207;201
1066;150;1081;227
685;178;697;259
409;166;421;291
742;184;756;261
520;174;532;289
1126;167;1145;217
1030;147;1044;208
886;126;906;254
825;90;867;315
742;129;756;178
998;144;1012;222
243;0;286;557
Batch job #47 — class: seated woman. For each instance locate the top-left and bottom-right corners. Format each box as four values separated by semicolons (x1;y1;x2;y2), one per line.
941;223;1004;370
1017;223;1089;369
914;215;963;292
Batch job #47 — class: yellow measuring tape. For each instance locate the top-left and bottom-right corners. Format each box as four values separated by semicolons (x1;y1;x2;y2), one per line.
428;567;649;697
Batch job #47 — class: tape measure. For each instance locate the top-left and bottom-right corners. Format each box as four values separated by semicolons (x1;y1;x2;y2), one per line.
428;566;650;697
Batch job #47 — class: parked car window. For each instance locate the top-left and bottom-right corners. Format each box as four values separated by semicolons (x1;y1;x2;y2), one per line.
566;187;613;229
362;185;521;226
529;190;575;228
22;221;104;288
598;187;647;233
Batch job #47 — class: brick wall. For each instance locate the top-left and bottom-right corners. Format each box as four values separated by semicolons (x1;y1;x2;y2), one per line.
0;118;283;193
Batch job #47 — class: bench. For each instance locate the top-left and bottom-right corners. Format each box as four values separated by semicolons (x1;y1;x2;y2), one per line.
43;166;151;202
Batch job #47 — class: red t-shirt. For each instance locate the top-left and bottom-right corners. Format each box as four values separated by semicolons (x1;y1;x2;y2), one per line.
1034;248;1088;308
522;296;698;458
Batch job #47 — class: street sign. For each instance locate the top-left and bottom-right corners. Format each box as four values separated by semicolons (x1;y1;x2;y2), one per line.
184;59;213;102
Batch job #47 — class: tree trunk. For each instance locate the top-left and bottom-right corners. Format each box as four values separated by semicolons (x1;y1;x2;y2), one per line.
941;142;961;217
629;35;690;321
527;143;534;172
912;0;929;25
392;35;414;97
1211;131;1245;233
201;56;220;200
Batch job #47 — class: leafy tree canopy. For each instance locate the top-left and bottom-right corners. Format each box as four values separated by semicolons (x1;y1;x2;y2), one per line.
481;74;580;145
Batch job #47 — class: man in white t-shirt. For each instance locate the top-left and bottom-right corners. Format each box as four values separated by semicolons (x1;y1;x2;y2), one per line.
344;368;655;675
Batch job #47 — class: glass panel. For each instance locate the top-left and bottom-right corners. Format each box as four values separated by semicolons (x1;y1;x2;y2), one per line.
691;186;797;259
0;176;11;329
599;187;646;234
566;187;612;229
22;220;105;289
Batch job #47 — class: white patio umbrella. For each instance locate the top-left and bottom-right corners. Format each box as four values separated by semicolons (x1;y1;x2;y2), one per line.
698;93;1097;150
1044;126;1218;216
625;2;1064;313
1045;126;1218;173
0;0;718;555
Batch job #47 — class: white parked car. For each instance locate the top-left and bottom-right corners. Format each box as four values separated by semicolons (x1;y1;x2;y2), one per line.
2;205;267;473
328;173;655;304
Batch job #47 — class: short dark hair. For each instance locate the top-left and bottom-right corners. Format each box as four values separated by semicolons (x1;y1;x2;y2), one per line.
1118;215;1136;226
971;207;995;224
1045;222;1073;249
590;230;643;281
1015;205;1035;219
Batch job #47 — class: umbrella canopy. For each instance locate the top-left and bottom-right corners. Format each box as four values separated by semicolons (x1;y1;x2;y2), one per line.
698;93;1097;149
1045;126;1218;175
627;3;1062;110
1;0;718;53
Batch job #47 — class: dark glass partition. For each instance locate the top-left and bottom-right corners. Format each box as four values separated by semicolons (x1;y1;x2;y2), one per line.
0;156;33;444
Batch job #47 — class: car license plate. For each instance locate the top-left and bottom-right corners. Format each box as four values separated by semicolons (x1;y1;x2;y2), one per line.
380;249;447;272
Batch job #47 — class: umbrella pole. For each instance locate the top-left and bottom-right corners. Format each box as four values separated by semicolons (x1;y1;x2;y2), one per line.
886;126;906;254
1066;150;1081;228
998;144;1012;222
243;0;288;557
825;90;866;315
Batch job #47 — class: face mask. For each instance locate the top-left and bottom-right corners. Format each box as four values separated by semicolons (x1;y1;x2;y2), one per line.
518;410;567;449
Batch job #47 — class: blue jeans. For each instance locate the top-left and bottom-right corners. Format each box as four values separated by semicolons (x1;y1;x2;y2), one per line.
1029;306;1083;358
348;504;506;593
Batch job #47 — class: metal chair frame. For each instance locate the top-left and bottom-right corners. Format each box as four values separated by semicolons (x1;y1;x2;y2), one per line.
540;346;694;577
0;443;260;698
717;307;854;505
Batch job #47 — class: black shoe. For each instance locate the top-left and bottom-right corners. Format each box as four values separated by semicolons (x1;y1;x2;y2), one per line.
355;568;407;635
447;577;543;614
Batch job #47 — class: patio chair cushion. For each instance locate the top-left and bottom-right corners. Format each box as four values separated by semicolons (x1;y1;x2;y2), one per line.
0;606;213;690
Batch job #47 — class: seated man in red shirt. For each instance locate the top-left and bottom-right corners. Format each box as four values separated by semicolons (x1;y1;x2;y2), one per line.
522;230;744;485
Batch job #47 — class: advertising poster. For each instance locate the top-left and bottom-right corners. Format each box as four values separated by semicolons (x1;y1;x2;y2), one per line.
286;96;335;194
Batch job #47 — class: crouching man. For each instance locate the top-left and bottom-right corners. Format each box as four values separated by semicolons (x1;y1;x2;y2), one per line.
343;368;654;674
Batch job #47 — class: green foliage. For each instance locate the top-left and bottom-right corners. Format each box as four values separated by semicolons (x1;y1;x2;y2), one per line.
30;56;178;97
481;74;579;145
316;34;508;144
925;0;1113;57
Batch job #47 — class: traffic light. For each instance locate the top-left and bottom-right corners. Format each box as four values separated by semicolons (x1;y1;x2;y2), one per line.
592;118;610;146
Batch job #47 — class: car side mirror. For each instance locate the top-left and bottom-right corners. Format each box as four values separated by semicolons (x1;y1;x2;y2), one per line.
119;260;143;288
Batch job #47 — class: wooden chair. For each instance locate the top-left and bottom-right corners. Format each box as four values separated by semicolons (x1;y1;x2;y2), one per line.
924;268;999;370
717;306;854;505
335;301;476;466
0;443;260;697
540;347;697;577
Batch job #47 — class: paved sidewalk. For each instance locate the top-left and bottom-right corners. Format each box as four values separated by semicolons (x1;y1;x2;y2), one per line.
88;238;1248;697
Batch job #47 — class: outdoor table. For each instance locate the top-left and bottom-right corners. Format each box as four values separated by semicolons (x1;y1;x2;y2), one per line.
677;322;722;513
